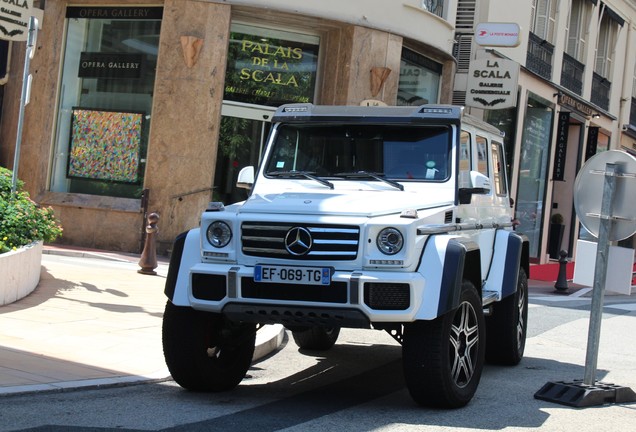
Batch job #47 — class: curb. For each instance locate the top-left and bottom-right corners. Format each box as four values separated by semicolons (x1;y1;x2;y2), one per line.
1;248;287;396
0;325;286;397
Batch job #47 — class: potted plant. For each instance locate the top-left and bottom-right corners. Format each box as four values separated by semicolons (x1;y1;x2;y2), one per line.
548;212;565;260
1;167;63;305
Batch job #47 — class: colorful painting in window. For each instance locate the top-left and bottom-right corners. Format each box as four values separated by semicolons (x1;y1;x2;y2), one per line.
67;109;143;183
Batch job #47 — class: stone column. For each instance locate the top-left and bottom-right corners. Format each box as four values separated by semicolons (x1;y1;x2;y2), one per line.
144;0;231;253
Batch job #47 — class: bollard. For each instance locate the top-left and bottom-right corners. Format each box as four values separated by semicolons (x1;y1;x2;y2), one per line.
138;212;159;275
554;249;569;293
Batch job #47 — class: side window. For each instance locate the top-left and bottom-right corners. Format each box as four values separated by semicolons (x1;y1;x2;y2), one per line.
476;135;489;176
492;141;508;196
459;130;471;187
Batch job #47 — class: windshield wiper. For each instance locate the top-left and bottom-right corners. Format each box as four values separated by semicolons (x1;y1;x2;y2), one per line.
333;171;404;191
266;170;334;189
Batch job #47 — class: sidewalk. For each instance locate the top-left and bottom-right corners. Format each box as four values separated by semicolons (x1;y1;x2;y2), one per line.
0;246;284;396
0;245;627;396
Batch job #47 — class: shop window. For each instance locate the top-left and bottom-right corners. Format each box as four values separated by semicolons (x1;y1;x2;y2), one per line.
398;48;442;105
214;24;320;204
516;95;554;259
223;24;319;106
50;7;162;198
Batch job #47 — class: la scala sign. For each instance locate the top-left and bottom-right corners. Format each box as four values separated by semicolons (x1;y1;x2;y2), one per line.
466;58;519;109
0;0;33;42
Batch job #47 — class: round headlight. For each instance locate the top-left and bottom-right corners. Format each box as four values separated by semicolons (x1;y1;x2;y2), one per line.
207;221;232;248
376;227;404;255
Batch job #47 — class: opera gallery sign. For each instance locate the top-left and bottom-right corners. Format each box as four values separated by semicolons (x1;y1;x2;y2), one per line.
0;0;33;42
466;58;519;109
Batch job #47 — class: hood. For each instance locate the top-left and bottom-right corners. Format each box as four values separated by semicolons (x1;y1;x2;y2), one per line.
238;190;454;217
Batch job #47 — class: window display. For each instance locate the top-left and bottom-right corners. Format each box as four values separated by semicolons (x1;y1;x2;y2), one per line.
68;109;143;183
50;6;161;198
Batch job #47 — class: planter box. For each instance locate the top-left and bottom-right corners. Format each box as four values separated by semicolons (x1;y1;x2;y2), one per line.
0;241;43;306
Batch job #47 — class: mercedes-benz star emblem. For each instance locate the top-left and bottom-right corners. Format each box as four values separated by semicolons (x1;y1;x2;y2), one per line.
284;227;312;256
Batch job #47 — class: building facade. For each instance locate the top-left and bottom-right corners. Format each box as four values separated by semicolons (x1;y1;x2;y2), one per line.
453;0;636;263
1;0;635;263
0;0;459;254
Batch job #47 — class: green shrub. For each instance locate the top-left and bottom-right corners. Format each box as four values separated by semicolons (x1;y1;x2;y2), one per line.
0;167;63;254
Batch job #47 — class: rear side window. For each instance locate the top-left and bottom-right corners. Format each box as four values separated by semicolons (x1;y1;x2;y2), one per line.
459;130;472;188
476;135;489;176
491;141;508;196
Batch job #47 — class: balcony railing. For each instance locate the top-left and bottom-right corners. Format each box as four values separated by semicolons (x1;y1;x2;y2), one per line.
591;72;611;111
630;97;636;127
560;53;584;96
526;32;553;80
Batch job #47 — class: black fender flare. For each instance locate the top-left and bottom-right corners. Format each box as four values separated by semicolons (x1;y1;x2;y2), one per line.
164;231;189;301
436;238;481;316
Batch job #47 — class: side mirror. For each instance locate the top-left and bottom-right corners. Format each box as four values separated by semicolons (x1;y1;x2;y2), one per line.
469;171;491;192
458;171;491;204
236;166;254;190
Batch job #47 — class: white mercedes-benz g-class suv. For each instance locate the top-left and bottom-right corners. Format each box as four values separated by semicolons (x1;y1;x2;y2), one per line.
162;103;529;408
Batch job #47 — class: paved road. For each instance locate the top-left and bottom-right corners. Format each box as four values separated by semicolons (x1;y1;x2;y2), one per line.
0;265;635;431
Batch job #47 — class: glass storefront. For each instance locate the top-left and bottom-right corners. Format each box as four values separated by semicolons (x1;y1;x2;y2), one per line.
516;93;554;259
215;24;320;204
214;108;274;204
223;24;319;106
50;7;162;198
398;48;442;105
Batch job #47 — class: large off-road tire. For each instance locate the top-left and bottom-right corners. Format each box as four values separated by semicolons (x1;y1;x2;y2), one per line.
486;268;528;365
291;326;340;350
403;281;486;408
162;301;256;392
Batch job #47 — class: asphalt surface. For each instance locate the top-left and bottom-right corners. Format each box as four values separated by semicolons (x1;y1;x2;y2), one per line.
1;244;635;423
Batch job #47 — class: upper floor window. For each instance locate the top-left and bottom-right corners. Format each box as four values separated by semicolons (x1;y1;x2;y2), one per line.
565;0;592;62
530;0;557;43
595;6;621;80
421;0;444;18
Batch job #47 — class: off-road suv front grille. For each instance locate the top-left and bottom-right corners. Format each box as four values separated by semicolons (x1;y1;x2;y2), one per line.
241;222;359;260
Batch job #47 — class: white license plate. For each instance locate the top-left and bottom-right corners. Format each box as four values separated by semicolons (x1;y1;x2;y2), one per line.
254;265;331;285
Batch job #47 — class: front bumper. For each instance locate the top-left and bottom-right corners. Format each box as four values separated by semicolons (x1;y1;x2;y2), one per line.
185;263;426;325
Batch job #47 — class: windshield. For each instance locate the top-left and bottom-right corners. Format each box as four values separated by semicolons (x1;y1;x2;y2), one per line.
264;124;451;181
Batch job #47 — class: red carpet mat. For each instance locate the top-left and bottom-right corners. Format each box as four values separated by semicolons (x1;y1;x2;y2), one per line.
530;261;636;284
529;262;575;282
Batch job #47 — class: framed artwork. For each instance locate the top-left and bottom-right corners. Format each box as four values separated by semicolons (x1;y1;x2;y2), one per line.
67;108;144;183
